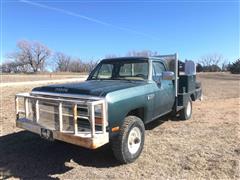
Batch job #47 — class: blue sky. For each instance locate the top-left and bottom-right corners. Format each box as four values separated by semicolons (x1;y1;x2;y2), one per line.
1;0;239;63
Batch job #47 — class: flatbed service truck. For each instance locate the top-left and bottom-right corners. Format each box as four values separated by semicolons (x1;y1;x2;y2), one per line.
15;53;202;163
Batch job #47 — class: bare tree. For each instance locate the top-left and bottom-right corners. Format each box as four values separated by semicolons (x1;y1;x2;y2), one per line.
52;53;98;73
105;50;159;58
126;50;159;57
54;52;71;72
87;60;98;71
221;60;229;72
68;59;83;72
198;53;225;72
10;40;51;72
199;53;223;67
0;61;14;73
105;54;118;58
0;60;32;73
68;59;97;72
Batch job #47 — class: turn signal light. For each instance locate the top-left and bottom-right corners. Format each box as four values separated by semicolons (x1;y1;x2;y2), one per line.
112;126;120;132
95;117;103;125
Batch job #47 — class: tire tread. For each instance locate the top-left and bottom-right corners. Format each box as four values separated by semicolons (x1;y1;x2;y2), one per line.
111;116;144;163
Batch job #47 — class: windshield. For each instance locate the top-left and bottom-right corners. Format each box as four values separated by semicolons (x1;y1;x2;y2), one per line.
89;60;149;81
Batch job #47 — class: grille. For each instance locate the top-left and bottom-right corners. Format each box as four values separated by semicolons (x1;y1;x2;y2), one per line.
36;101;78;131
38;101;60;130
30;100;94;132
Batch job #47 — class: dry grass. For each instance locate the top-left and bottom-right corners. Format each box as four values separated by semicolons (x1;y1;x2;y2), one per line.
1;73;87;83
0;72;239;179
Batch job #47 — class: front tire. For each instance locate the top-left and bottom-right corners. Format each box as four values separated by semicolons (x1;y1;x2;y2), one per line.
179;97;192;120
111;116;145;164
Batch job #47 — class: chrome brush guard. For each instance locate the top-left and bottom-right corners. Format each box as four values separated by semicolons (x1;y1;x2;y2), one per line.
15;92;109;149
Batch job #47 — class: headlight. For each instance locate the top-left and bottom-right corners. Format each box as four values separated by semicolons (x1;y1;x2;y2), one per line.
94;105;103;125
95;105;102;115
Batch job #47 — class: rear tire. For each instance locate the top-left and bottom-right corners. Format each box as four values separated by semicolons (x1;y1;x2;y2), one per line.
179;97;192;120
111;116;145;164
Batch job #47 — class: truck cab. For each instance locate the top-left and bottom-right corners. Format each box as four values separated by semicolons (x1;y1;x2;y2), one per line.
15;53;202;164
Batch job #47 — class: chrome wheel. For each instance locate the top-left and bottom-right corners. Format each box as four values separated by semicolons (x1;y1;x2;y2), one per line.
127;127;141;154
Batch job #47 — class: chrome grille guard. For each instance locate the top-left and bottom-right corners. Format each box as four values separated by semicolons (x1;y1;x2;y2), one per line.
15;91;109;149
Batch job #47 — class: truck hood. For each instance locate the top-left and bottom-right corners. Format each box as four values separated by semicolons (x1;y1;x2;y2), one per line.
32;80;146;97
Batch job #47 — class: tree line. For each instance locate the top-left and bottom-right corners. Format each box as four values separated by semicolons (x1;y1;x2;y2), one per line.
196;55;240;74
1;40;239;74
1;40;98;73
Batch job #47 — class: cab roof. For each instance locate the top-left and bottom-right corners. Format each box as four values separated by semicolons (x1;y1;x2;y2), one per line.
101;56;164;62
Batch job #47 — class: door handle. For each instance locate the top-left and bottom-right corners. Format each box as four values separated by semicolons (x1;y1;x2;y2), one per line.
147;94;155;100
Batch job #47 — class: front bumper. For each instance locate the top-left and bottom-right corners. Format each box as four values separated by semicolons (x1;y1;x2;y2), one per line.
17;118;109;149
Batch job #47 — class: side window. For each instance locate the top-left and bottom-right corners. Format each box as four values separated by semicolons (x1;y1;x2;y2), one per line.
93;64;113;79
152;62;166;82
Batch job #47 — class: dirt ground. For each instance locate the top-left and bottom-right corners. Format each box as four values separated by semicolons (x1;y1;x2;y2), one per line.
0;72;239;179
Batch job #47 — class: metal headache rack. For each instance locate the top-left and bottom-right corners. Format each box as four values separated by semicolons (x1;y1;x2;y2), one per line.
15;92;109;149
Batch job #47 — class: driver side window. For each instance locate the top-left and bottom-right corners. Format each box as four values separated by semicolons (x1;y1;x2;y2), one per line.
152;62;166;82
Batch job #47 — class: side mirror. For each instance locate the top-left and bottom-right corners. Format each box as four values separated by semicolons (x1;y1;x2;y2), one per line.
162;71;175;80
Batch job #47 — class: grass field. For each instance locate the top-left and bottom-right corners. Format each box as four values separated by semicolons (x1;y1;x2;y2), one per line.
0;72;239;179
1;72;87;83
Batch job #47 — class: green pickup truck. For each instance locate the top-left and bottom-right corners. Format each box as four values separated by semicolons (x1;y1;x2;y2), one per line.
15;54;202;163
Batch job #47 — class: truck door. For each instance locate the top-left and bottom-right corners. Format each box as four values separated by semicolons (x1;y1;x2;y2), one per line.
152;61;175;118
